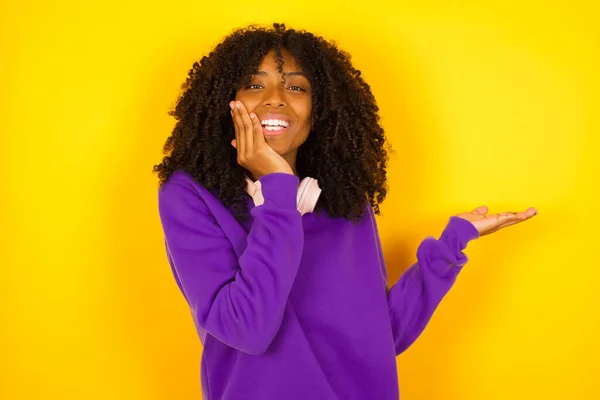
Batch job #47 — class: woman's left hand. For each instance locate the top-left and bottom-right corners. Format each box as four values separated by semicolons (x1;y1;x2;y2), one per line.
456;206;538;237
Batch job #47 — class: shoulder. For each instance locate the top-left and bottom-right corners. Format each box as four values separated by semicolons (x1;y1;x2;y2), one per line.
361;201;378;225
158;170;217;218
160;170;200;193
158;171;232;244
159;170;218;199
324;201;377;229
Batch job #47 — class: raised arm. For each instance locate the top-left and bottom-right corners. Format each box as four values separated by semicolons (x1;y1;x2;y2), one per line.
372;204;537;355
384;216;479;355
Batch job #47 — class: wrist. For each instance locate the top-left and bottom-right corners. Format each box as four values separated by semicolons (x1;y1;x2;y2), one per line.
248;166;294;181
258;173;300;209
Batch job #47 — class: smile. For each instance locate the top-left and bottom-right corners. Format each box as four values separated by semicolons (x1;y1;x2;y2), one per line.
261;119;290;135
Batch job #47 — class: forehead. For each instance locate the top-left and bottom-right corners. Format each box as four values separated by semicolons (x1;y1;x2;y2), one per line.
256;49;301;72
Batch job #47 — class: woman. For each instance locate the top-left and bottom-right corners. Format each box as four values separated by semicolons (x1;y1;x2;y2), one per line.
155;23;537;399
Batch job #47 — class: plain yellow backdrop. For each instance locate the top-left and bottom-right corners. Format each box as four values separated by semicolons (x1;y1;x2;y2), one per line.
1;1;599;399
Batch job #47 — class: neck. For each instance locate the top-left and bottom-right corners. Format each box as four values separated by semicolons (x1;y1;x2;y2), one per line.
283;152;298;176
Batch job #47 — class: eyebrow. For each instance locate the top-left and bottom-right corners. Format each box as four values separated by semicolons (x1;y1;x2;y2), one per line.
253;70;306;77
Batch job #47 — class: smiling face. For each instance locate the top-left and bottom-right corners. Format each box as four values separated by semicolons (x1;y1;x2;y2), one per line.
234;49;312;172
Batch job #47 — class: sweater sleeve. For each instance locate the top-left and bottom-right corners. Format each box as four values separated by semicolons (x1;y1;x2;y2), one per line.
370;210;480;355
158;172;304;355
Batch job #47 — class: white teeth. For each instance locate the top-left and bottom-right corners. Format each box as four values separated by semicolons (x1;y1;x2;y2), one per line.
260;119;290;127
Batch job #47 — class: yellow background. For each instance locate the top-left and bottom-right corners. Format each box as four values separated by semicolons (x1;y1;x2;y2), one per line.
2;1;598;399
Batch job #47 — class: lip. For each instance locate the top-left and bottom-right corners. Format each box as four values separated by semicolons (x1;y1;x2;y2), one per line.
258;113;292;136
261;125;288;136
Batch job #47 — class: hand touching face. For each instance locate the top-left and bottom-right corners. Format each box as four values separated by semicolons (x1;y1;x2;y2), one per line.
233;49;312;170
229;100;294;179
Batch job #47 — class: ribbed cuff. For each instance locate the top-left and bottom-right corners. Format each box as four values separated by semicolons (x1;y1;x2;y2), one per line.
439;216;480;251
258;173;300;209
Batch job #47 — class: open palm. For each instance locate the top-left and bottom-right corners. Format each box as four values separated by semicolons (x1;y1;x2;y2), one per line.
456;206;538;236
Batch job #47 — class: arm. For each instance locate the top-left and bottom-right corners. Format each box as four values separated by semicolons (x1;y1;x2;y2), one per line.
370;209;480;355
158;172;304;355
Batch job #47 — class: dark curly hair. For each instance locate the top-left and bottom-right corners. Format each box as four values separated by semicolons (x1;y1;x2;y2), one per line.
154;23;390;222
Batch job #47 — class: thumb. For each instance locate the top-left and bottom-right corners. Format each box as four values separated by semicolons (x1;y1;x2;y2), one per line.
471;205;488;215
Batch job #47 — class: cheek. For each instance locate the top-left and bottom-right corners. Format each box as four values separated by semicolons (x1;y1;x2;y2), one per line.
299;101;312;128
234;94;258;110
297;111;312;142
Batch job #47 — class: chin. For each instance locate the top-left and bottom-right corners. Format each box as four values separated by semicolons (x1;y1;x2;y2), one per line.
266;141;284;152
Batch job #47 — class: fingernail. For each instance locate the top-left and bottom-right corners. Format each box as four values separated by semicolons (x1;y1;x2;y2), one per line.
250;113;256;119
236;101;241;110
229;102;234;110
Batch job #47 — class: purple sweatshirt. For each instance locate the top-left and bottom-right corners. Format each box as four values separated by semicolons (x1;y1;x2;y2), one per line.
158;170;480;399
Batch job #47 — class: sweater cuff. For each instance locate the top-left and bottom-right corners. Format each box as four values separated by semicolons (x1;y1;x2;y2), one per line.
258;173;300;209
439;216;480;252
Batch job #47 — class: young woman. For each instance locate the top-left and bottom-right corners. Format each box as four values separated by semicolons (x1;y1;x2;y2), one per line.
155;23;537;400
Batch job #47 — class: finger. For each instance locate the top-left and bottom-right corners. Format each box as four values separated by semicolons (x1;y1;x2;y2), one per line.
488;211;535;233
230;101;244;155
495;212;524;225
489;210;533;231
501;209;537;221
237;101;254;155
471;205;488;215
250;111;265;147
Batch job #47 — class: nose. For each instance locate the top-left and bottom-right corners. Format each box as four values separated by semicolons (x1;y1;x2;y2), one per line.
262;85;286;108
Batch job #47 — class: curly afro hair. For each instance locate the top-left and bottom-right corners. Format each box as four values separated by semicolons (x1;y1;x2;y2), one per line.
154;23;390;223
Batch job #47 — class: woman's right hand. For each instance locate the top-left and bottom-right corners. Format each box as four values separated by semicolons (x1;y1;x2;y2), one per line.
230;100;294;179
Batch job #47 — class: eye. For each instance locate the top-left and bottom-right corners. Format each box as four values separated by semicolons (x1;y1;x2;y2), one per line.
247;84;263;89
288;86;305;92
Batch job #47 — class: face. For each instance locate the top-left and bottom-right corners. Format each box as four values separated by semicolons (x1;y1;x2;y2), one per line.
234;49;312;168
